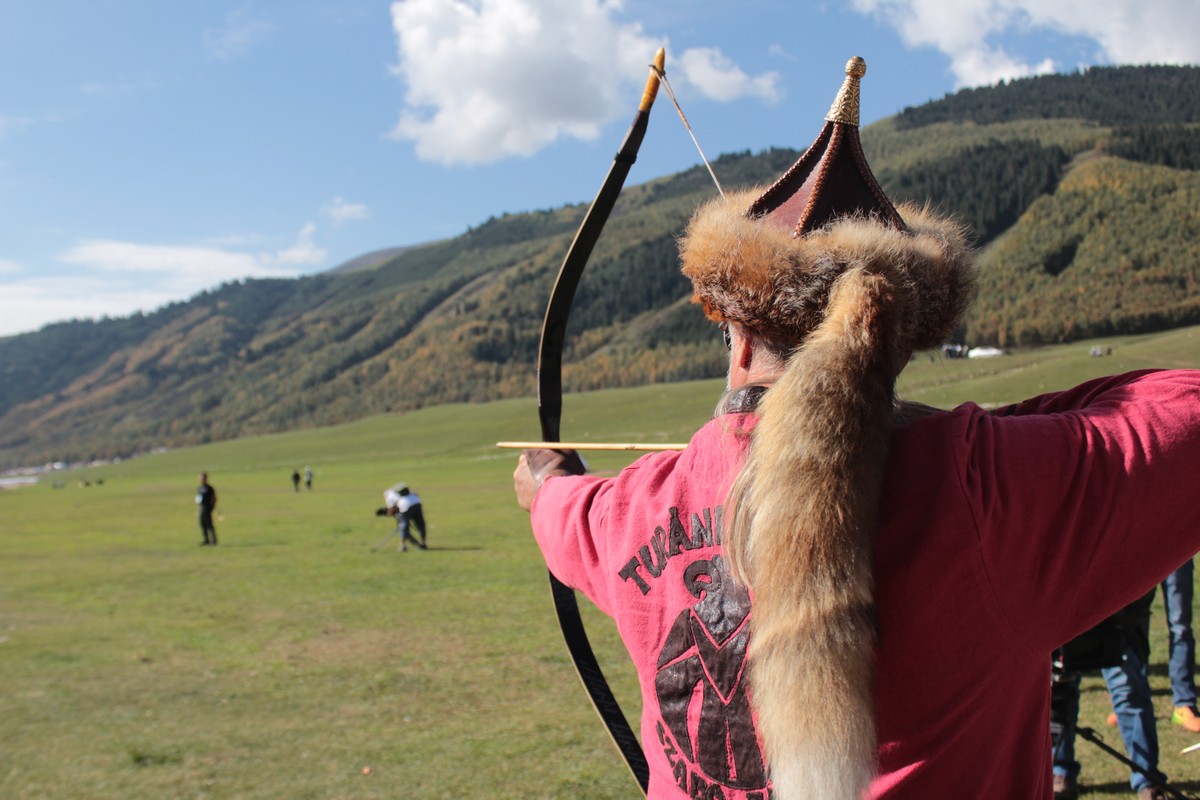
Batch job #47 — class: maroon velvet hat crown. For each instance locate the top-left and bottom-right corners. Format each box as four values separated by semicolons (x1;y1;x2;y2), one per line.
747;57;907;236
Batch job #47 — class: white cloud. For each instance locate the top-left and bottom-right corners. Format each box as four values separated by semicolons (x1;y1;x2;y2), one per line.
387;0;780;164
0;115;35;142
0;111;72;147
204;233;266;248
0;277;184;337
324;196;369;224
61;223;328;279
852;0;1200;88
60;240;268;281
263;222;328;266
81;76;158;97
677;48;781;103
0;228;332;336
767;44;798;62
203;6;273;60
0;208;344;336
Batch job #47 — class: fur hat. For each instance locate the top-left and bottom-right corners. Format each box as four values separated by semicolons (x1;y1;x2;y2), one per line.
680;193;975;352
681;59;977;800
680;57;974;350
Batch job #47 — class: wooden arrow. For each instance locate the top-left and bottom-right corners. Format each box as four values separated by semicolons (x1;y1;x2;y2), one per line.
497;440;686;452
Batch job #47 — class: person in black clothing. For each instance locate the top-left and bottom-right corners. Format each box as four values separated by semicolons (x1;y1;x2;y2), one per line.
398;486;427;549
1051;590;1167;800
291;468;301;493
197;472;218;546
378;484;427;551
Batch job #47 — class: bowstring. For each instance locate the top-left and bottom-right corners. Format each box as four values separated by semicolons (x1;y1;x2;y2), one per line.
651;63;724;197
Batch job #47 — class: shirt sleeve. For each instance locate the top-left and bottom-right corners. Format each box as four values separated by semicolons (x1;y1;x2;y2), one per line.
530;473;622;616
527;418;748;621
958;369;1200;654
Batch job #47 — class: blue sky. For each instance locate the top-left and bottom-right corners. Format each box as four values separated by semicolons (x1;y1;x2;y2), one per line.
2;0;1198;337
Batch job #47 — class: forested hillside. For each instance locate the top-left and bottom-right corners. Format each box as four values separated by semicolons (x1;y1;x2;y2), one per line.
3;65;1200;468
967;156;1200;345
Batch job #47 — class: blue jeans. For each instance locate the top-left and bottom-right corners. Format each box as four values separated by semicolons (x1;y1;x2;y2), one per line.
1053;615;1163;792
1052;670;1084;781
1102;639;1162;792
1163;559;1197;708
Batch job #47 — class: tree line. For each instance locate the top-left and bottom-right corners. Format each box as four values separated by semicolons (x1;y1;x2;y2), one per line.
5;66;1200;468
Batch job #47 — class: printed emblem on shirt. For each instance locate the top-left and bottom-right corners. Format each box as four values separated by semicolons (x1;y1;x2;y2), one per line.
619;506;723;595
653;554;770;798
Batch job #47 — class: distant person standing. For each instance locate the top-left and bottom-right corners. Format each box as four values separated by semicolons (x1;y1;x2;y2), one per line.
197;472;217;546
291;468;300;493
304;465;313;492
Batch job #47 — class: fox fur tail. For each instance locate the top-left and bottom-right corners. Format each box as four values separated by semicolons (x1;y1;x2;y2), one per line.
724;266;904;800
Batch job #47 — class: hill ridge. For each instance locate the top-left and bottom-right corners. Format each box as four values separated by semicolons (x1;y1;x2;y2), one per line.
3;65;1200;468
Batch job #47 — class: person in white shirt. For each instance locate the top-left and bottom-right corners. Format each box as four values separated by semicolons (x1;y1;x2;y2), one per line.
383;483;427;551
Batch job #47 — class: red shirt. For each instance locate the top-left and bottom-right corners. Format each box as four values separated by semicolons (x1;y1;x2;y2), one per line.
530;370;1200;799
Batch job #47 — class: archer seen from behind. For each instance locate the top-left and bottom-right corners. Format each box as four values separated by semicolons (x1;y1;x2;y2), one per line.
196;471;217;546
513;57;1200;800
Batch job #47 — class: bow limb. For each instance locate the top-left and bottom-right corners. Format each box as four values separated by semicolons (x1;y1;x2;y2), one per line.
537;47;664;442
534;48;664;795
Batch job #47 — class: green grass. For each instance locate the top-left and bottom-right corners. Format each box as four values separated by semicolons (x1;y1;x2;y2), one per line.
4;328;1200;799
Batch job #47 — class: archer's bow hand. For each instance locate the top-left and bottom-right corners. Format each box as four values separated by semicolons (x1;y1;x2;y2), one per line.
514;448;587;511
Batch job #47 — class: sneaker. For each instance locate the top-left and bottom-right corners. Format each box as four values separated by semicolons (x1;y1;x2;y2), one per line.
1173;705;1200;733
1053;773;1078;800
1137;787;1167;800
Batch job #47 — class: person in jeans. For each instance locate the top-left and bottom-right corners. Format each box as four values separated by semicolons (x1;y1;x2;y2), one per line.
1053;591;1166;800
1163;559;1200;732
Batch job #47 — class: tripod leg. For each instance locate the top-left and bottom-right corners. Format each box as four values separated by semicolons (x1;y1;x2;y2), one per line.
1077;727;1196;800
371;528;398;552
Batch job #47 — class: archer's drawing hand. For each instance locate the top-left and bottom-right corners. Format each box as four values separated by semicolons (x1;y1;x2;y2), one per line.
514;448;587;511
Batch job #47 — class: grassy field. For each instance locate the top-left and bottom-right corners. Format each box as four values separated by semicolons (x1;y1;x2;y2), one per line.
3;327;1200;799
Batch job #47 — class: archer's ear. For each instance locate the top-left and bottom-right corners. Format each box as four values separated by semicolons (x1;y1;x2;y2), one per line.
732;327;755;370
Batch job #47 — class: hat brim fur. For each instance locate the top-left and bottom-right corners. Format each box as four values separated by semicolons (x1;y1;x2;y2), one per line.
679;190;976;352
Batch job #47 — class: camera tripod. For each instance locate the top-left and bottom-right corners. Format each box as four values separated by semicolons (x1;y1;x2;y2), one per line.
371;515;425;552
1074;726;1196;800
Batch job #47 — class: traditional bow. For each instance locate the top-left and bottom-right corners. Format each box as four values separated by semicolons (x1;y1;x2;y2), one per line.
533;48;665;794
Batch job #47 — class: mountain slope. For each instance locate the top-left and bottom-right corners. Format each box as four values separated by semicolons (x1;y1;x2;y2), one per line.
969;155;1200;345
3;66;1200;469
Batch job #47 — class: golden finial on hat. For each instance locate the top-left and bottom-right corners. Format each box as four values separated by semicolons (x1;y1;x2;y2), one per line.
826;56;866;127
